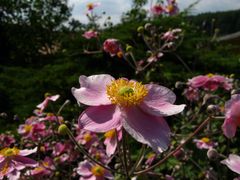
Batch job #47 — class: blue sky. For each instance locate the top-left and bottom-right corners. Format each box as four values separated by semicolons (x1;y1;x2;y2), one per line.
68;0;240;24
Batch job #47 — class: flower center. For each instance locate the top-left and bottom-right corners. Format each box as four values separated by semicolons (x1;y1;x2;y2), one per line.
104;129;116;138
24;124;33;133
83;133;92;142
207;73;214;78
87;3;94;10
91;165;105;176
201;137;210;143
0;147;20;157
106;79;148;107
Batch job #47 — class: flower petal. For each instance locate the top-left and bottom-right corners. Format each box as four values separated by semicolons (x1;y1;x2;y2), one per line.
13;156;38;167
104;137;117;157
140;101;185;117
122;107;170;153
77;160;92;177
72;74;114;106
221;154;240;174
78;105;122;133
222;117;237;138
144;84;176;104
19;147;37;156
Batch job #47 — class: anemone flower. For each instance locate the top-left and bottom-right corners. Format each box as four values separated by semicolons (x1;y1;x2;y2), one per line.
72;74;185;153
104;128;122;157
221;154;240;174
0;147;37;179
222;94;240;138
82;30;98;39
103;39;122;57
77;160;113;180
37;94;60;112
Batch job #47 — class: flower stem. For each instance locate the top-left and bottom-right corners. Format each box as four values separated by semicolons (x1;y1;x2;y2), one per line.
134;116;212;175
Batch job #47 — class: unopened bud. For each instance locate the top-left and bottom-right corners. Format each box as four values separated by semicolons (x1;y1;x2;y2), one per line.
58;124;68;135
126;44;133;52
175;81;185;89
144;23;152;30
44;92;51;98
137;26;144;33
231;89;240;95
207;105;220;114
55;171;60;176
207;148;219;160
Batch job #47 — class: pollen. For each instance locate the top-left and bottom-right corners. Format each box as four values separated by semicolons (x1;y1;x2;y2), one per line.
0;147;20;157
201;137;210;143
91;165;105;176
106;78;148;107
24;124;33;133
104;129;116;138
83;133;92;142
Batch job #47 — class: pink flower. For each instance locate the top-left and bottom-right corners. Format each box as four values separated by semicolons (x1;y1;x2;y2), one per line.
103;39;122;57
18;117;46;141
76;160;114;180
161;28;182;41
82;30;98;39
0;147;37;179
183;87;199;101
104;128;122;157
193;137;217;150
222;94;240;138
165;0;179;15
0;134;15;148
72;74;185;153
31;157;55;177
151;4;164;15
145;153;157;166
221;154;240;174
75;130;99;148
86;2;100;11
37;94;60;112
187;74;232;91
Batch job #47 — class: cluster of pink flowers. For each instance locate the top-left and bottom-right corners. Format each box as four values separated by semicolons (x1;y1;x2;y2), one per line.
184;74;233;101
151;0;179;16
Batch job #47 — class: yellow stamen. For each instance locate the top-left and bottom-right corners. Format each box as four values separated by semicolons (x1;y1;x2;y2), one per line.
106;79;148;107
207;73;214;78
0;147;20;157
83;133;92;142
104;129;116;139
1;162;9;175
91;165;105;176
24;124;33;133
87;3;94;10
201;137;210;143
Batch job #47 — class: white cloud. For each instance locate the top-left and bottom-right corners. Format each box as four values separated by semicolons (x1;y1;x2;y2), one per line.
68;0;240;24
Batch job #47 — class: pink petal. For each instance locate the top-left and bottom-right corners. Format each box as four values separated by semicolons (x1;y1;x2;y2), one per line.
221;154;240;174
140;101;185;117
104;136;117;157
222;117;237;138
13;156;38;167
122;107;170;153
48;94;60;101
78;105;122;133
77;160;92;176
144;84;176;104
19;147;37;156
72;74;114;106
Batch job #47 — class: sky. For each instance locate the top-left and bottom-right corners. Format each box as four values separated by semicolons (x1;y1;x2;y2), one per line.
68;0;240;24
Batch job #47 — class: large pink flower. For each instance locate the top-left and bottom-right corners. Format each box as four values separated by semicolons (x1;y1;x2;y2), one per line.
72;74;185;153
221;154;240;174
0;147;37;179
222;94;240;138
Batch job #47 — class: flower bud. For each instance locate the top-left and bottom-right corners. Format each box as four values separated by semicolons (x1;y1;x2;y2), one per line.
44;92;52;98
126;44;133;52
137;26;144;33
231;89;240;95
207;105;220;114
144;23;152;30
207;148;219;160
58;124;68;135
175;81;185;89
